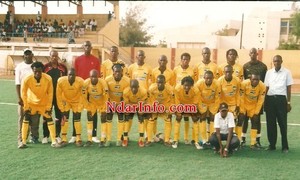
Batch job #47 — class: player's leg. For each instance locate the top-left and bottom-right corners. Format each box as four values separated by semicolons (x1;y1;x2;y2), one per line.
137;113;145;147
19;109;32;148
163;114;172;146
43;109;60;148
122;113;132;147
73;112;83;147
85;110;95;146
105;112;113;147
250;112;260;150
42;116;50;144
99;112;107;147
53;98;62;140
91;112;99;143
146;114;155;146
60;111;70;145
172;113;182;148
30;113;40;144
183;115;190;144
192;113;201;149
116;112;125;146
199;112;208;145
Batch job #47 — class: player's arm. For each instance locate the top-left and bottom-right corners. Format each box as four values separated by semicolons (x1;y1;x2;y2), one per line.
21;79;29;110
46;78;54;111
254;82;266;115
239;81;245;114
56;79;64;111
235;80;241;112
81;81;90;109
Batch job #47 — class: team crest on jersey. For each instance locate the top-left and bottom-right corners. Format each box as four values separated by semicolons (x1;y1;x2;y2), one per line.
115;85;120;90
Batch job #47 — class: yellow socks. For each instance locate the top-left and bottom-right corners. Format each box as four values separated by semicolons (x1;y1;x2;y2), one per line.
123;121;129;140
21;120;29;144
193;121;199;142
235;126;242;140
100;122;106;142
164;119;172;142
47;121;56;143
117;121;124;141
87;121;93;142
250;129;257;146
199;121;207;143
146;120;154;142
128;119;133;133
61;121;69;142
184;119;189;141
209;122;214;137
74;121;82;142
173;121;180;142
106;121;112;141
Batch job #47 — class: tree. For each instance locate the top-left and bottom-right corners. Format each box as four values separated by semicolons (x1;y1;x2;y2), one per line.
215;24;229;36
290;11;300;43
119;4;153;47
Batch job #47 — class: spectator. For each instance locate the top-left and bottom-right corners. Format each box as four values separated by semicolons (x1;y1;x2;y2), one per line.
67;27;75;44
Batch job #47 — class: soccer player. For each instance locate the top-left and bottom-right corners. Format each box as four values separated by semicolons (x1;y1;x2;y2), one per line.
242;48;267;147
209;103;240;158
173;52;197;145
105;63;130;147
56;68;85;147
123;79;148;147
82;69;108;147
238;73;266;150
15;48;39;146
73;40;101;143
18;61;61;149
148;74;174;147
195;70;221;149
218;65;241;139
42;50;67;144
172;76;201;149
218;49;243;81
195;47;219;80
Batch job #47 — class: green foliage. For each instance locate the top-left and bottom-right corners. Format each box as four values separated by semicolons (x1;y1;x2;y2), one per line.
119;4;153;47
277;39;300;50
290;11;300;42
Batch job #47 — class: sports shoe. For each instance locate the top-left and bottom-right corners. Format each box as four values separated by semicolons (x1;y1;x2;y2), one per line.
18;143;28;149
75;140;83;147
92;137;100;143
138;140;145;147
51;142;62;148
250;143;261;150
282;148;289;153
256;141;262;148
172;141;178;149
190;140;195;145
84;141;93;147
99;141;105;148
29;138;40;144
60;141;68;147
145;141;152;147
164;142;172;147
184;139;191;145
104;141;111;147
265;146;276;151
68;136;76;143
194;142;203;150
56;137;62;144
240;140;246;147
42;137;49;144
122;140;128;147
116;140;122;147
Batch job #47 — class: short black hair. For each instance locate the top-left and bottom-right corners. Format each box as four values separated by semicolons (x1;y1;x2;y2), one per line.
181;52;191;60
181;76;194;86
204;70;213;76
226;49;238;57
31;61;44;69
157;74;166;81
112;63;125;70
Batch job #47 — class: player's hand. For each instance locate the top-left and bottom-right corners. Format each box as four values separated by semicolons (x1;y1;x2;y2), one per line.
45;109;52;116
61;114;67;126
287;104;292;113
223;148;228;158
18;98;24;106
219;147;223;158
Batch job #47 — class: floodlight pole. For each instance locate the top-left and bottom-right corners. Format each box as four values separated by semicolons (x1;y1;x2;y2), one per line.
240;13;244;49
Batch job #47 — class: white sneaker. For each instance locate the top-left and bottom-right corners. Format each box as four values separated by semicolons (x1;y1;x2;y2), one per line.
42;137;48;144
195;142;203;150
172;141;178;149
92;137;100;143
56;137;62;144
68;136;76;143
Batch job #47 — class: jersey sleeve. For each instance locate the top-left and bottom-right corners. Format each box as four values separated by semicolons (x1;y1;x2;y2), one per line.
255;82;266;115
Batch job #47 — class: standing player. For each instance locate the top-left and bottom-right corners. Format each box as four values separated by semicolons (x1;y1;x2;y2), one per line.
195;47;219;80
123;79;148;147
105;63;130;147
148;75;174;147
56;68;85;147
242;48;267;147
73;40;101;143
239;73;266;149
82;69;108;147
18;61;60;149
173;52;197;145
42;50;67;144
195;70;221;148
151;55;175;86
172;76;201;149
218;49;243;81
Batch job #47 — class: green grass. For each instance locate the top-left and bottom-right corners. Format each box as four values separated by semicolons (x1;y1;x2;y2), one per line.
0;79;300;179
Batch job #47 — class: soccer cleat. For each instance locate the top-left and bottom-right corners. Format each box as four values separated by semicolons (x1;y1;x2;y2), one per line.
265;146;276;151
184;139;191;145
240;140;246;147
194;142;203;150
172;141;178;149
75;140;83;147
190;140;195;145
122;140;128;147
145;141;152;147
84;141;93;147
164;142;172;147
256;141;262;148
56;137;62;144
99;141;105;148
60;141;68;147
68;136;76;144
42;137;49;144
18;143;28;149
92;137;100;143
282;149;289;153
138;140;145;147
116;140;122;147
29;138;40;144
51;142;62;148
104;141;111;147
250;143;261;150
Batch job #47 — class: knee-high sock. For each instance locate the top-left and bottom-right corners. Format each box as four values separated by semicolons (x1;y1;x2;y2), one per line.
128;119;133;133
199;121;207;143
138;121;144;141
61;121;69;142
74;121;82;142
173;121;181;142
47;121;56;143
123;121;129;141
100;122;106;142
87;121;93;142
22;121;30;144
209;122;214;136
146;120;154;142
106;121;112;141
235;126;242;140
250;129;257;146
193;122;199;142
153;120;157;135
117;121;124;141
184;120;189;140
144;119;148;135
164;119;172;142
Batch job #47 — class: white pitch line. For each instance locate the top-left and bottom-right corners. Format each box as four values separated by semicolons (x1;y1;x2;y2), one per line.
0;102;18;106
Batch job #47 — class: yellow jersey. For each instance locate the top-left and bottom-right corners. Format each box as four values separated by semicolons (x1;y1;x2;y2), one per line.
173;65;197;85
123;86;148;104
101;59;128;79
127;63;152;89
195;61;219;80
218;62;244;81
218;75;240;107
151;67;175;86
82;78;108;107
174;84;200;105
148;83;175;108
105;75;130;103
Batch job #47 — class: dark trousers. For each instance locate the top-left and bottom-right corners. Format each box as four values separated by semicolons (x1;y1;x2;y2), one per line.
265;95;288;150
43;98;62;138
72;113;97;137
209;133;240;151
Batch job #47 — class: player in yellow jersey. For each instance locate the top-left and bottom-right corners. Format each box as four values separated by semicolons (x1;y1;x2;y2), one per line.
18;61;61;149
152;55;175;87
82;69;109;147
148;75;175;147
56;68;85;147
101;46;128;79
238;73;266;150
105;63;130;147
123;79;148;147
195;47;219;80
218;49;244;81
195;70;221;149
173;53;197;145
172;76;201;149
218;65;241;139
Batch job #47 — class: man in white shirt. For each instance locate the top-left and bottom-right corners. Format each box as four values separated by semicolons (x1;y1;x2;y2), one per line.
209;102;240;157
264;55;293;153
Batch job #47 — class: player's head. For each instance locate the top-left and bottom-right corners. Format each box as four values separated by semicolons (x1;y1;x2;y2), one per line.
23;48;33;64
226;49;238;64
83;41;92;55
89;69;99;85
68;68;76;84
204;70;214;86
250;72;260;87
219;102;229;118
249;48;258;61
202;47;211;62
49;50;59;64
110;46;119;61
158;55;168;68
31;61;44;82
112;63;124;81
136;50;146;66
181;76;194;93
157;74;166;91
273;55;283;71
130;79;139;94
180;52;191;69
224;65;233;81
